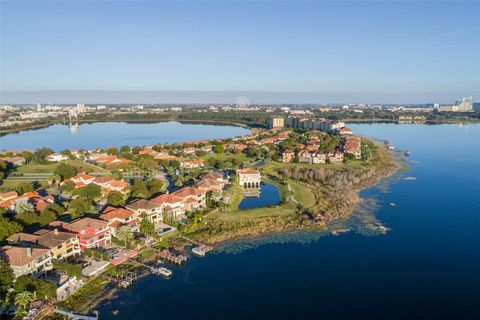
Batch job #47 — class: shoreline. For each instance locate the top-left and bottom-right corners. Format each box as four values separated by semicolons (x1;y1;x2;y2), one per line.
2;116;479;136
67;144;401;314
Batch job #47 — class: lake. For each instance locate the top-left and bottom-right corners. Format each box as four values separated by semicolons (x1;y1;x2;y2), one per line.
0;122;250;151
238;182;281;210
93;123;480;320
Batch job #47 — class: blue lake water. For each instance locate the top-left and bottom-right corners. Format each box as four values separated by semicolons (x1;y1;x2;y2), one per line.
0;122;250;151
238;182;281;210
93;123;480;320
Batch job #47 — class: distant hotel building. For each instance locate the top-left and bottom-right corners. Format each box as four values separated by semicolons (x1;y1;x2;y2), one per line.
434;97;473;112
287;117;345;133
268;116;285;129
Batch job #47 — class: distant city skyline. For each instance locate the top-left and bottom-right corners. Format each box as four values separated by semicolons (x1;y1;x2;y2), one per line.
1;1;479;104
0;90;478;105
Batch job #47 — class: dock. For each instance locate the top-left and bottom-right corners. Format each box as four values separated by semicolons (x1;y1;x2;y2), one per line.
102;272;137;288
129;258;173;278
179;234;213;257
192;245;213;257
157;249;188;265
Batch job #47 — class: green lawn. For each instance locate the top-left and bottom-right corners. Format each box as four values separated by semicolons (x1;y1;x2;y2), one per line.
202;152;252;163
0;179;50;190
66;159;110;174
12;159;109;175
14;163;58;174
53;261;83;278
226;183;244;210
289;181;316;208
207;203;296;222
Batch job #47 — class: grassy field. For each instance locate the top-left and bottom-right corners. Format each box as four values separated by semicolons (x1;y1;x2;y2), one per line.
12;159;109;175
207;203;296;222
0;179;50;189
14;163;58;174
289;180;316;208
202;152;252;164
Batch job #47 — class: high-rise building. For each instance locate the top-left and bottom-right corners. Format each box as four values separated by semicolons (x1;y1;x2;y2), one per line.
435;97;473;112
76;103;87;113
454;97;473;112
268;116;284;129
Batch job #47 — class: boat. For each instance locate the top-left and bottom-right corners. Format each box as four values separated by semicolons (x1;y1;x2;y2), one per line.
192;245;213;257
387;144;395;150
192;247;206;257
404;150;411;156
157;267;173;277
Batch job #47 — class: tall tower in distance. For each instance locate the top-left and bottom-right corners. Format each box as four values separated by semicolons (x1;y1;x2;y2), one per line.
268;116;285;129
454;97;473;112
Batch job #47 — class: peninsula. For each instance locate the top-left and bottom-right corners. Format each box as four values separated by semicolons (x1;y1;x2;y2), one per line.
0;116;399;318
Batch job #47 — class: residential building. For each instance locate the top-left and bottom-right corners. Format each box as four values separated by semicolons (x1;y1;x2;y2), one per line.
99;206;137;235
343;136;362;159
297;150;312;164
196;178;223;193
172;187;207;212
327;151;344;164
268;116;285;129
126;199;163;224
338;127;353;135
237;169;261;188
47;153;69;162
7;229;81;261
0;156;26;167
52;218;111;250
0;245;53;278
282;150;295;163
181;159;205;169
312;151;326;164
150;193;186;221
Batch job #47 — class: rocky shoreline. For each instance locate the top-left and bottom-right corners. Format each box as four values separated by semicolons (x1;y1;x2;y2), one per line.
191;143;401;245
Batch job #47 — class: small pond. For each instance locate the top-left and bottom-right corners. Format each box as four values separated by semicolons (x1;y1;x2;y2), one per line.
238;182;281;210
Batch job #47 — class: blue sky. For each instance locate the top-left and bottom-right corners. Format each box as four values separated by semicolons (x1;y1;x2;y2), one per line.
0;0;479;104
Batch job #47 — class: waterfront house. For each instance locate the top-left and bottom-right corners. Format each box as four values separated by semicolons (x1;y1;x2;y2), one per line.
237;169;261;188
150;193;186;221
0;245;53;278
298;150;313;164
338;127;353;135
343;136;362;159
99;206;137;236
327;151;344;164
172;187;207;212
312;151;326;164
51;218;111;250
282;150;295;163
126;199;163;224
7;229;81;261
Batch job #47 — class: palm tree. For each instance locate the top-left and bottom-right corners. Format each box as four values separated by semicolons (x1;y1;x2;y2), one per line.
115;225;134;248
14;291;34;311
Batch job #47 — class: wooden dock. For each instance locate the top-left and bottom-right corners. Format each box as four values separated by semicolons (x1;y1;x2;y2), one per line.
102;272;137;288
179;235;213;256
157;249;188;265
